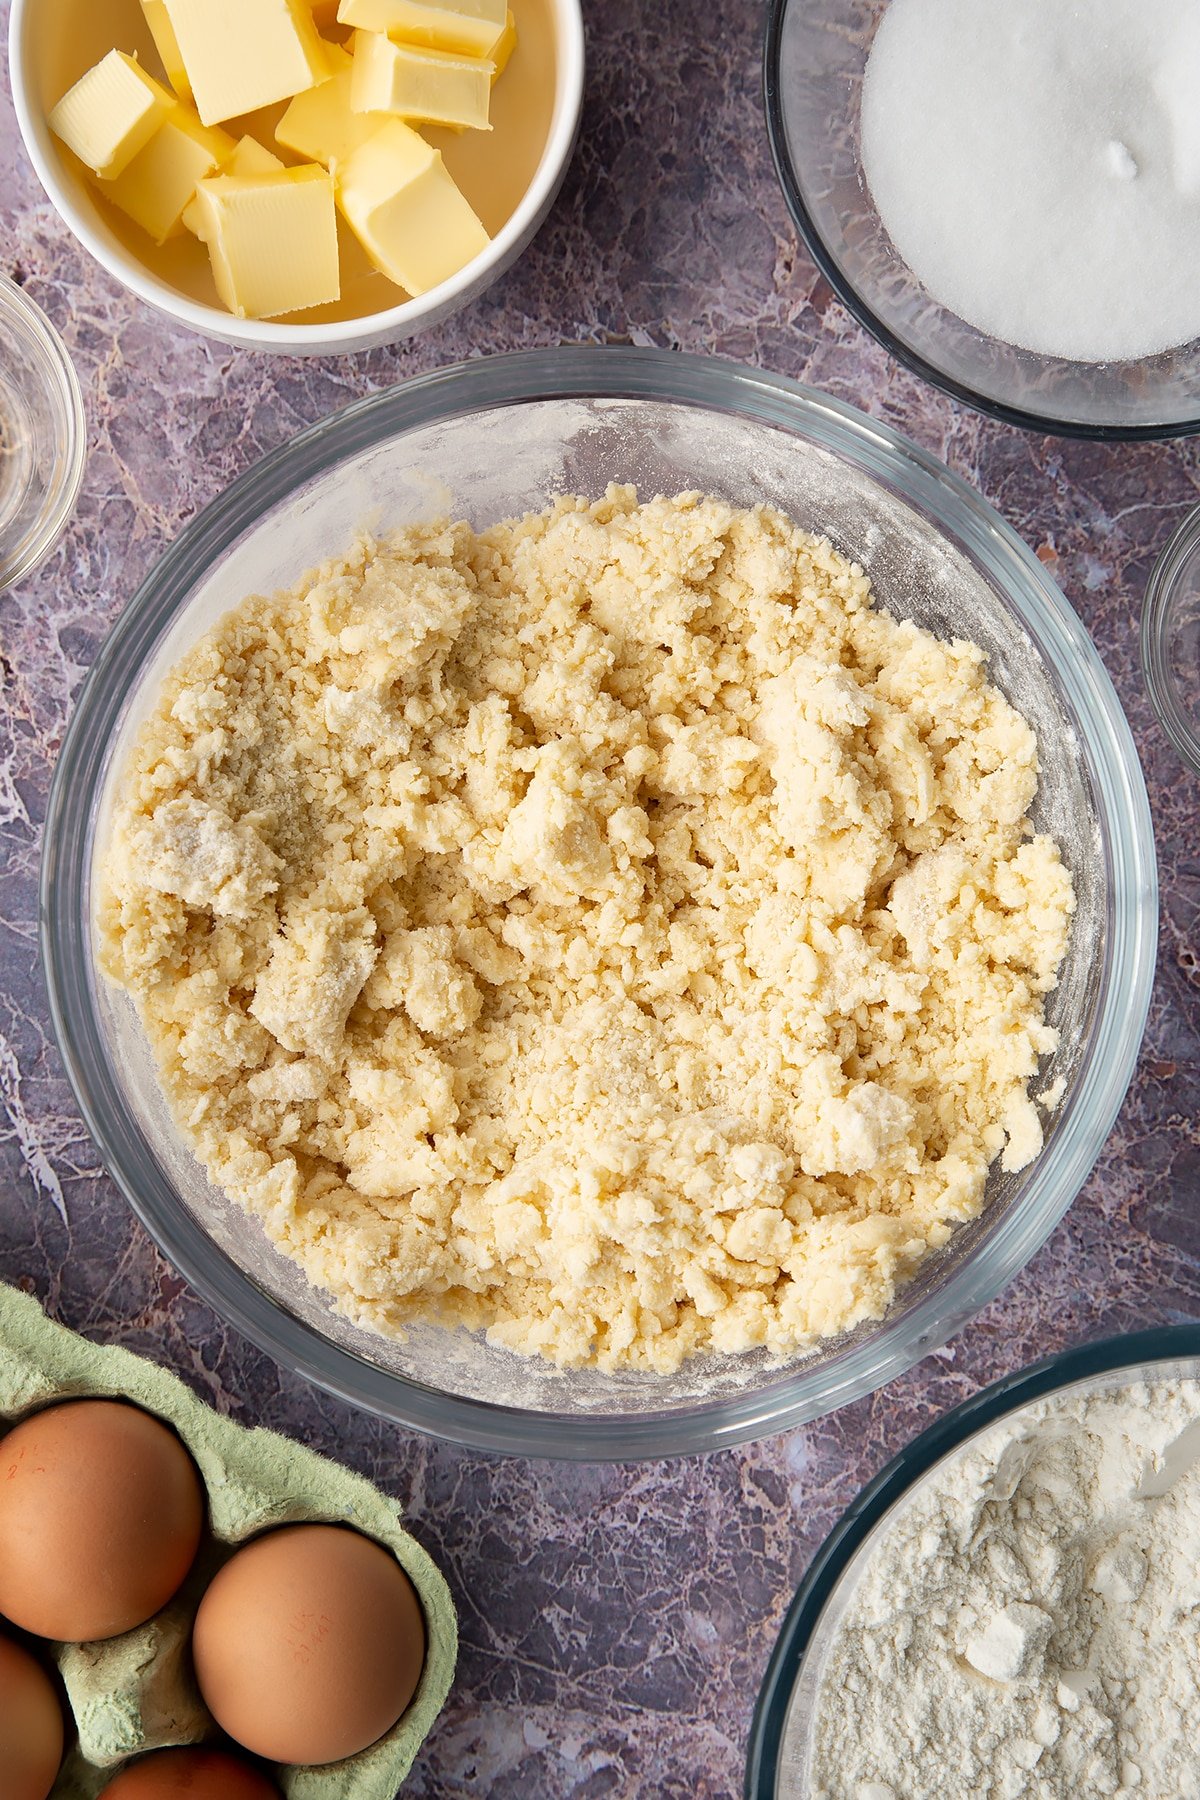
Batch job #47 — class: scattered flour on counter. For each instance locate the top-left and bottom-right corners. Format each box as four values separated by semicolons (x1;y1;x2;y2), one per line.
861;0;1200;362
98;488;1073;1373
811;1381;1200;1800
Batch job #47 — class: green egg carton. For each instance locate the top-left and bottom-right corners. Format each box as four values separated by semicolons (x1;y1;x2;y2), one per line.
0;1283;457;1799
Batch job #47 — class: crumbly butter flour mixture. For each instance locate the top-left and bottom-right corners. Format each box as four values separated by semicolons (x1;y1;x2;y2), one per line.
100;490;1073;1372
810;1381;1200;1800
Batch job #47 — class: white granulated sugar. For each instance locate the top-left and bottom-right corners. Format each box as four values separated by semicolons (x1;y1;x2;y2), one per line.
860;0;1200;362
811;1380;1200;1799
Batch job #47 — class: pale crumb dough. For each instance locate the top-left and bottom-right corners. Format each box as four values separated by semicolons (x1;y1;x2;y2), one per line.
99;489;1074;1373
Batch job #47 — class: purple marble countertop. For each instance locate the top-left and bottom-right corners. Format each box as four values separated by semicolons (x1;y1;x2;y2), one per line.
2;3;1199;1794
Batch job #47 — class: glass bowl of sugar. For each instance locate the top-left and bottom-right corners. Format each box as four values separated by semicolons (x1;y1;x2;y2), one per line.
746;1324;1200;1797
764;0;1200;439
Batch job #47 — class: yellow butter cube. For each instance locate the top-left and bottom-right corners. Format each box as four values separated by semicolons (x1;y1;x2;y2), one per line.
337;118;488;295
227;135;288;177
183;134;283;236
161;0;332;126
491;9;516;80
193;166;341;317
49;50;174;180
102;104;235;243
277;43;387;168
350;32;492;130
306;37;356;79
141;0;192;100
336;0;506;59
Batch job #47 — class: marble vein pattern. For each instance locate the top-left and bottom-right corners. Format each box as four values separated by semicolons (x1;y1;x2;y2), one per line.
1;2;1199;1795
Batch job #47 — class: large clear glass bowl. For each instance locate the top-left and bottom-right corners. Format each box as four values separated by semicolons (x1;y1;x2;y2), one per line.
763;0;1200;440
745;1325;1200;1796
40;348;1158;1459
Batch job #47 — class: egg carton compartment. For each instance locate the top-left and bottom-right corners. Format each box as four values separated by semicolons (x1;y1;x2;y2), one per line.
0;1283;457;1799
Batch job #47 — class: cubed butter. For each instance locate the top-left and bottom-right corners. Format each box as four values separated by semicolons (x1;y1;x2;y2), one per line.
183;134;283;237
335;0;507;58
337;118;489;295
102;104;235;244
350;32;492;130
277;42;387;168
161;0;332;126
49;50;174;180
193;166;341;317
226;134;288;177
491;9;517;81
141;0;192;100
324;37;357;68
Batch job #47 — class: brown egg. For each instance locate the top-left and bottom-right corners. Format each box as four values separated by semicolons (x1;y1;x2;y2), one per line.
0;1632;64;1800
97;1747;280;1799
192;1524;426;1765
0;1399;205;1641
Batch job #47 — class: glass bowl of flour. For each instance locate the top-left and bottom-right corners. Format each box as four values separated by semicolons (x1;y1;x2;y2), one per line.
41;348;1157;1458
764;0;1200;438
747;1326;1200;1799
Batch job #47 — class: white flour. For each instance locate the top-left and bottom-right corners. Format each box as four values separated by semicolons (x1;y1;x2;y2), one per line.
861;0;1200;362
810;1380;1200;1799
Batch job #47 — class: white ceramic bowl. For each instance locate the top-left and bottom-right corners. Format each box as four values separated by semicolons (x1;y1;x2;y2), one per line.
8;0;584;355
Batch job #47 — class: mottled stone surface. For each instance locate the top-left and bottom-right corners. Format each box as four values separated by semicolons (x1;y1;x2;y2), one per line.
1;2;1199;1795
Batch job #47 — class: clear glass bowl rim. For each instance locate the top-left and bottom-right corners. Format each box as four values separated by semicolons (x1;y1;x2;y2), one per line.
40;345;1159;1459
0;276;86;590
761;1;1200;443
743;1322;1200;1798
1141;503;1200;778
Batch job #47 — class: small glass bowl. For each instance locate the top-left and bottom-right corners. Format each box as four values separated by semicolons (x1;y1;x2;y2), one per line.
746;1325;1200;1797
0;278;85;591
763;0;1200;439
1143;507;1200;778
